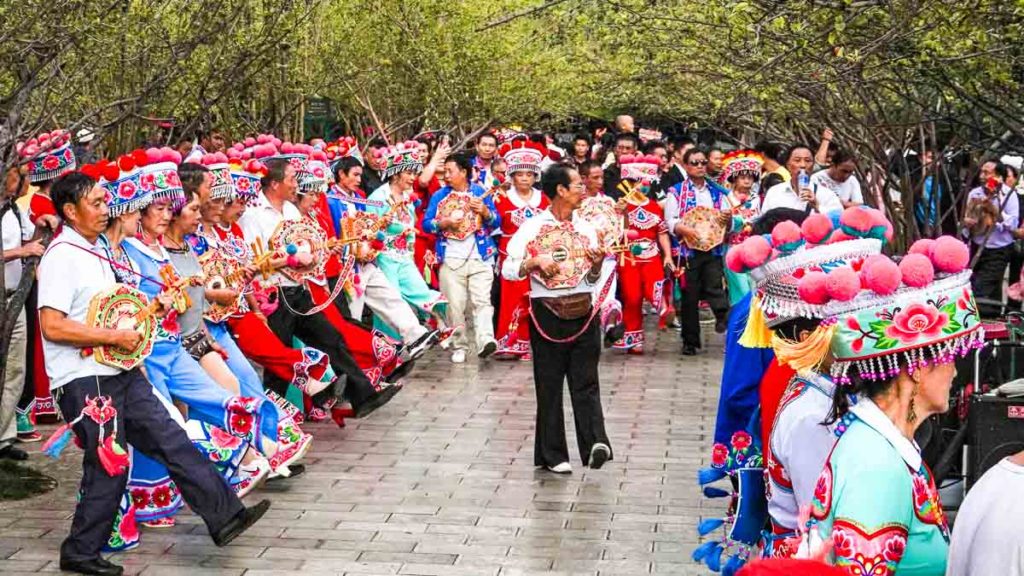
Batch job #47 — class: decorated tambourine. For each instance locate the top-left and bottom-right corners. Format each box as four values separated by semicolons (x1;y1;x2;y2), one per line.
526;222;592;290
577;195;624;250
340;211;386;263
267;218;329;283
681;206;727;252
200;249;247;323
84;284;157;370
437;191;477;241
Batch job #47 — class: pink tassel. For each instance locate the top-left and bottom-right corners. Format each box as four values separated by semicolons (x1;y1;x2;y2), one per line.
97;436;129;477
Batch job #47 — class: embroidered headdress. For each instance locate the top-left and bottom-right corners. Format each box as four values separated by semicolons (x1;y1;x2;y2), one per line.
199;152;233;200
498;140;545;175
79;149;154;217
721;149;764;184
17;129;77;183
618;154;662;184
139;147;184;205
379;141;422;180
326;136;363;167
299;150;330;195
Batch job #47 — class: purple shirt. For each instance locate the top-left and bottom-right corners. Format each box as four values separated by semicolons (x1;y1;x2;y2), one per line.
966;185;1018;249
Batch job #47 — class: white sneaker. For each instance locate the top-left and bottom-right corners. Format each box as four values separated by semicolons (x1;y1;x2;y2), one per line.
545;462;572;474
451;349;467;364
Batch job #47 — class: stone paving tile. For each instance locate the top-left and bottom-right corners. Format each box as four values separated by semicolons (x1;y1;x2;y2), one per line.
0;318;725;575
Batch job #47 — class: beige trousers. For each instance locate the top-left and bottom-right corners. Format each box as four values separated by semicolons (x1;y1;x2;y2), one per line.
439;258;495;352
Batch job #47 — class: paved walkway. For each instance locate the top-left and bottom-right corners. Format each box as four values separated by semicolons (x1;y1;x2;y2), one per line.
0;319;724;576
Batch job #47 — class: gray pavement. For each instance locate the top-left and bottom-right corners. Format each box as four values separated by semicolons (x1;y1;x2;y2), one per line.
0;319;724;575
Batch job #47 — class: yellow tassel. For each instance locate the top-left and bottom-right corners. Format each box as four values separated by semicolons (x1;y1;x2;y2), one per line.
739;294;773;348
772;322;837;375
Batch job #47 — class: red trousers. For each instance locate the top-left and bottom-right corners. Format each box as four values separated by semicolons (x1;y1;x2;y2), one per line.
495;275;530;357
615;258;666;350
226;312;329;392
308;281;399;386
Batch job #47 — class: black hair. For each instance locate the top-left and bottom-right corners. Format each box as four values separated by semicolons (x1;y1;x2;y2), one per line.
772;317;822;343
172;188;200;217
477;133;498;146
682;146;708;165
333;156;363;180
982;159;1008;179
541;164;574;199
754;141;785;164
367;136;388;149
751;208;808;235
178;162;209;196
445;152;473;180
579;160;602;176
574;133;591;145
826;369;893;425
1007;165;1020;180
51;171;97;220
261;158;290;189
614;132;639;147
643;140;668;155
783;144;813;164
831;148;857;167
671;136;694;150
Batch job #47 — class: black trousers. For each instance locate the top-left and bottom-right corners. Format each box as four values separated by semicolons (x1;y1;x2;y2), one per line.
265;285;377;408
529;301;611;467
972;244;1012;318
680;249;729;347
17;287;38;413
56;370;243;563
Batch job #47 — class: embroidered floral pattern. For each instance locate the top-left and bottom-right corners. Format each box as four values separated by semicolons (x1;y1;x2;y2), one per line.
830;520;908;576
129;480;182;522
811;459;833;520
612;330;644;350
224;396;260;438
911;468;950;540
709;430;762;472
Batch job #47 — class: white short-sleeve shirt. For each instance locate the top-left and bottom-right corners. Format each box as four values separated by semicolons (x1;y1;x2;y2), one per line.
37;226;121;390
501;209;600;298
809;170;863;205
2;201;34;290
238;192;303;288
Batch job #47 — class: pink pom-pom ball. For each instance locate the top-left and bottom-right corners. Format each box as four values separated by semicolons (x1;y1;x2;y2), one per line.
899;254;935;288
280;142;294;154
801;213;834;244
27;137;38;147
168;149;182;165
241;150;252;160
145;148;162;163
862;257;902;295
271;137;282;149
725;247;745;273
798;271;830;305
908;238;935;257
215;152;228;163
620;154;635;164
227;149;241;160
826;267;861;301
201;153;216;164
771;220;802;247
38;132;50;143
625;229;641;241
23;144;39;157
932;235;970;273
828;229;854;244
15;142;24;154
256;134;270;144
840;206;874;236
740;235;773;269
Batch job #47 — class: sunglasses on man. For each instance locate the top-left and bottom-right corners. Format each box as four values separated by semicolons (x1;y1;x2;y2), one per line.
688;159;708;167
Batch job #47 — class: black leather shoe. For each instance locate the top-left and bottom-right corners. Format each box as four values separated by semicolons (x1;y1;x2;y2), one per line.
352;383;401;418
603;323;625;348
384;360;415;384
681;344;698;356
715;319;728;334
0;445;28;460
212;499;270;547
59;557;124;575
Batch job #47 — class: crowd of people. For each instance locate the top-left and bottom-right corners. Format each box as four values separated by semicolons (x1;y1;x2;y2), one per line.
1;115;1021;576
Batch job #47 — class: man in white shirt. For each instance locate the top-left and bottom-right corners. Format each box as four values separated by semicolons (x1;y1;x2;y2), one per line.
946;451;1024;576
809;149;863;208
238;158;401;418
761;145;843;214
502;164;612;475
40;172;267;576
0;167;47;461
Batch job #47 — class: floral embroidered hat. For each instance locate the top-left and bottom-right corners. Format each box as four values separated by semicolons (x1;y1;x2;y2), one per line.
727;207;891;333
17;129;77;183
720;149;764;184
199;152;233;200
379;141;422;180
823;237;982;385
79;149;155;218
299;149;330;195
139;147;184;206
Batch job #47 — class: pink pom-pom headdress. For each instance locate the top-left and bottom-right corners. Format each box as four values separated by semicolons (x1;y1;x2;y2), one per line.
17;128;77;183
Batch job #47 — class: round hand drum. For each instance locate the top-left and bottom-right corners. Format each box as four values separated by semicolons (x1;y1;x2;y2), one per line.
341;211;383;263
437;192;477;241
201;249;246;323
577;196;624;249
268;218;328;283
85;284;156;370
527;223;591;290
681;206;726;252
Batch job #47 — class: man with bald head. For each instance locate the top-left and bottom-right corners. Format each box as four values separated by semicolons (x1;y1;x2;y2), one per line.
614;115;635;134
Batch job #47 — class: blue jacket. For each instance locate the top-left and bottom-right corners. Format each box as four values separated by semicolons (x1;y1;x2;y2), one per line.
423;184;500;263
713;292;775;445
